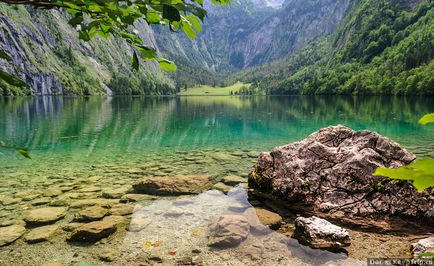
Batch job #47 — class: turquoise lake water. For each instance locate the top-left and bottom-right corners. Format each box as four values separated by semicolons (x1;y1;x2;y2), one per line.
0;95;433;265
1;95;433;165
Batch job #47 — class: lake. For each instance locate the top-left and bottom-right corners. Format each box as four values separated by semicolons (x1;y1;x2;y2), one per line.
0;95;433;265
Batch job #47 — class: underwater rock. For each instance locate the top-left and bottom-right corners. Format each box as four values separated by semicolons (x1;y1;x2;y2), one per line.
74;206;108;222
412;237;434;257
254;208;282;230
24;207;68;225
221;175;247;186
109;204;134;216
132;175;213;196
0;224;26;246
293;216;350;251
208;215;250;248
212;182;233;194
248;125;434;226
68;220;117;242
128;216;152;232
120;194;157;203
102;188;130;199
24;224;59;243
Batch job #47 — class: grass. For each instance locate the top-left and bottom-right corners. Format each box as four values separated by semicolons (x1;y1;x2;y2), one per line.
178;82;250;96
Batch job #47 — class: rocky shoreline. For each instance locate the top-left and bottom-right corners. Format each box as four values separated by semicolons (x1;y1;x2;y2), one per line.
1;126;433;265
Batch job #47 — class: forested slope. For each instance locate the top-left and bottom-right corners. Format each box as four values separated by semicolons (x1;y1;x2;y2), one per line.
245;0;434;95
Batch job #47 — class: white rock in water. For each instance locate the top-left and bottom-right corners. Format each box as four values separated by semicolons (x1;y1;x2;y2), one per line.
293;216;350;251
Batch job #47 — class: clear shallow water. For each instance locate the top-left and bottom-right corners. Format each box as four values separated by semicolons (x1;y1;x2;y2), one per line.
0;95;433;265
1;95;433;165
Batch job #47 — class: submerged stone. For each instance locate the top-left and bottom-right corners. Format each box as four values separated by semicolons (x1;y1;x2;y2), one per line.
74;206;108;221
109;204;134;216
208;215;250;248
24;207;68;225
132;175;213;196
0;224;26;246
68;220;117;242
254;208;282;230
24;224;59;243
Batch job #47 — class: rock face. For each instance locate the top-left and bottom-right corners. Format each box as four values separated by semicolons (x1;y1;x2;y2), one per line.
24;207;68;225
68;221;117;242
133;175;213;196
293;216;350;251
249;125;434;225
412;237;434;257
208;215;250;248
0;224;26;246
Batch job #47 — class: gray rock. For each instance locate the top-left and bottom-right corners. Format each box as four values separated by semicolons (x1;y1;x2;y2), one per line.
412;237;434;257
208;215;250;248
24;224;59;243
132;175;213;196
68;220;117;242
293;216;350;251
249;125;433;226
128;216;152;232
0;224;26;246
24;207;67;225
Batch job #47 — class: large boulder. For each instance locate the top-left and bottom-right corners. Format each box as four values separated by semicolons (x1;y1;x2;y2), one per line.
293;216;350;251
248;125;434;226
132;175;213;196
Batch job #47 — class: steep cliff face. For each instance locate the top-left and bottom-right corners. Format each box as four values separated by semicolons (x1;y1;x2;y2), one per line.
156;0;351;74
0;5;174;96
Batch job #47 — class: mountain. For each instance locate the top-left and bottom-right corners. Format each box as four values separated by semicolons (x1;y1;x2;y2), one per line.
244;0;434;95
1;0;432;96
0;5;175;96
156;0;351;74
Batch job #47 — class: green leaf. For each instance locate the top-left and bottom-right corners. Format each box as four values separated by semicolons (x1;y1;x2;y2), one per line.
136;45;156;60
132;51;139;71
373;159;434;191
418;252;434;258
15;148;31;159
146;10;161;24
163;5;181;22
182;21;196;39
158;58;177;71
0;50;12;61
68;16;84;27
419;114;434;125
185;15;202;32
